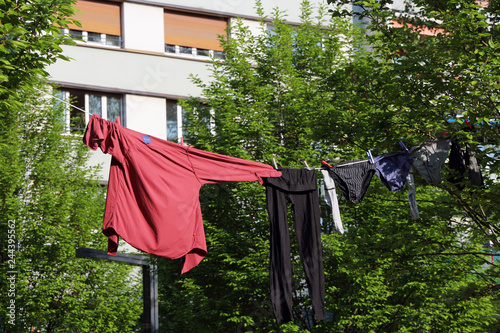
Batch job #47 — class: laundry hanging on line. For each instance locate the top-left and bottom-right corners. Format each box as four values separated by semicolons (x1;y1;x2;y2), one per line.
82;115;486;328
83;114;484;271
83;114;282;274
373;141;414;192
318;136;484;223
263;168;326;324
410;138;451;185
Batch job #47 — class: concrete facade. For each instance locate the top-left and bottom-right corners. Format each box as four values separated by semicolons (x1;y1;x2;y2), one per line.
47;0;334;179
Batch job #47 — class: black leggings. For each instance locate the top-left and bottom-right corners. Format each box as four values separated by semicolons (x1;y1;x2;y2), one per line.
264;168;326;324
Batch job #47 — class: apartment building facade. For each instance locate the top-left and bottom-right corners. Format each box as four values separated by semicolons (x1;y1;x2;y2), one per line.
47;0;411;179
46;0;319;178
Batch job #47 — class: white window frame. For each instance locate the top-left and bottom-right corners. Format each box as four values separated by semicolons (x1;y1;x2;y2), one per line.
166;101;183;143
85;94;111;122
61;28;122;48
166;101;216;143
176;103;183;141
164;44;224;59
56;90;123;134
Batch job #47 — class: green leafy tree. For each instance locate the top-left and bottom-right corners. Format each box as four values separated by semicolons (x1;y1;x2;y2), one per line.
320;0;500;330
158;1;363;332
323;0;500;241
1;0;78;267
157;0;500;332
0;0;77;224
0;82;143;332
1;1;143;331
0;0;75;94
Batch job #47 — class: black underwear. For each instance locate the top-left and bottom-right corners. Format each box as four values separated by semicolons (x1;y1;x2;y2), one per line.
326;160;376;204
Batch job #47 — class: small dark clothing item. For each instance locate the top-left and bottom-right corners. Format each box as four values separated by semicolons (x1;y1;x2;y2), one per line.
325;160;376;204
411;139;451;185
373;151;414;191
448;140;483;189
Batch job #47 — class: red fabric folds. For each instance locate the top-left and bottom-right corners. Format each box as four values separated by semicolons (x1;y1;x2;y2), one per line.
83;114;281;273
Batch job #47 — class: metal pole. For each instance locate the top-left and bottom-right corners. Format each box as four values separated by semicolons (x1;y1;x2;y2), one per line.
76;248;158;333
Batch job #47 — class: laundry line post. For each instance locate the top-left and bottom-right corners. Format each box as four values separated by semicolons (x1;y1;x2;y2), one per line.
75;248;159;333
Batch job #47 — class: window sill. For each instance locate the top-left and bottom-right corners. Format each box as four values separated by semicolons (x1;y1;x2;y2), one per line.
68;42;217;63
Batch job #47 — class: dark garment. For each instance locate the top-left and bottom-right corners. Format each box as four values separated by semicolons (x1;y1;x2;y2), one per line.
407;168;419;219
374;151;413;191
466;147;483;186
264;168;326;324
448;140;483;189
448;140;467;190
326;160;376;204
411;139;450;185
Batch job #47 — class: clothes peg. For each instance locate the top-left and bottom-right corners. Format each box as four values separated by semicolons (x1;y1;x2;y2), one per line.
321;160;332;168
399;141;409;152
367;150;374;163
272;158;278;169
115;116;121;126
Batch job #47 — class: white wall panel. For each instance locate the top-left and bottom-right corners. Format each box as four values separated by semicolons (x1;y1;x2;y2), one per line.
151;0;327;23
87;150;111;181
123;3;165;53
47;45;210;98
125;95;167;140
239;18;264;37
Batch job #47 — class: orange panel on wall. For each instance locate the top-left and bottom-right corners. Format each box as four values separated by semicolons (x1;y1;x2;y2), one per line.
67;0;121;36
164;10;227;51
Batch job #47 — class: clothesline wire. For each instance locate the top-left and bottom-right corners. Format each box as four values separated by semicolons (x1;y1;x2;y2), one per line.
33;88;415;170
335;159;370;167
33;87;89;115
341;134;371;153
315;135;376;169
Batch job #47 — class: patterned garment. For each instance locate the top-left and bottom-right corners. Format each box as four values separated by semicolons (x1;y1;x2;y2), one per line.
325;160;376;204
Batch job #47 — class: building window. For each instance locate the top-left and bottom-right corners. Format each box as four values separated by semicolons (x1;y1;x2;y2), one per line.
166;100;214;143
164;10;227;59
64;0;122;47
57;89;123;133
166;99;184;142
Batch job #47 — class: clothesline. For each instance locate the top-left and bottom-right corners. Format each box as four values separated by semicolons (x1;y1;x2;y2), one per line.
33;87;89;115
36;87;472;200
82;115;484;324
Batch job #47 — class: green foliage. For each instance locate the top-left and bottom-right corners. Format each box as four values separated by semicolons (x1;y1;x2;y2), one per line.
0;83;142;332
324;0;500;242
0;1;143;330
322;184;499;332
159;0;500;332
183;0;357;165
157;182;278;332
0;0;76;97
